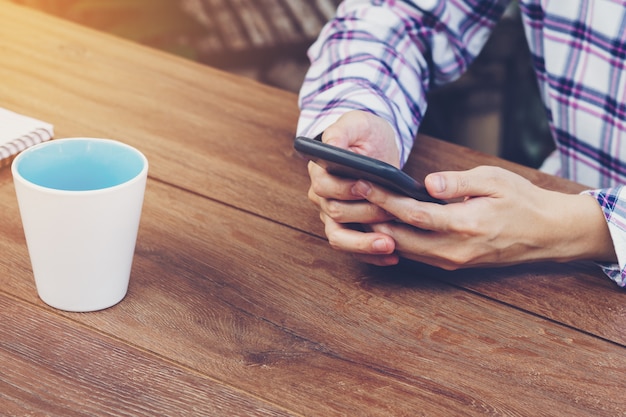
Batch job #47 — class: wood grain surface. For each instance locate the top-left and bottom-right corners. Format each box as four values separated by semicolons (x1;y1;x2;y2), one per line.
1;3;625;416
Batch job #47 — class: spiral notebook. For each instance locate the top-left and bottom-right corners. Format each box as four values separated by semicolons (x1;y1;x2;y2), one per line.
0;108;54;168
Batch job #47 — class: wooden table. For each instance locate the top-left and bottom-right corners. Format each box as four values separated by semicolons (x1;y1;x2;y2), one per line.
1;3;625;416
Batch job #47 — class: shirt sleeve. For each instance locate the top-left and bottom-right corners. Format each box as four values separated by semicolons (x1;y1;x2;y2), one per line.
297;0;510;166
583;186;626;287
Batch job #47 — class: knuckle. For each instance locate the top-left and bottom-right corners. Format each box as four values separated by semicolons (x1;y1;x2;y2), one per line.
447;252;471;267
326;233;344;251
324;200;344;221
307;187;319;204
323;221;338;247
439;262;461;271
327;238;341;251
440;250;473;269
310;180;326;197
364;186;385;205
455;174;472;195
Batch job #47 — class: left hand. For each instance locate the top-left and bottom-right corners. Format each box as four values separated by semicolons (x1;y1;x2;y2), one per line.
341;165;617;269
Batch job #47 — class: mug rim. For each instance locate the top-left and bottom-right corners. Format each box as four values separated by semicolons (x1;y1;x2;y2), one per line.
11;137;149;195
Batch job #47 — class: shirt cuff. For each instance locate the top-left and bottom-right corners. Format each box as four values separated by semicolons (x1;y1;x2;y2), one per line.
581;188;626;287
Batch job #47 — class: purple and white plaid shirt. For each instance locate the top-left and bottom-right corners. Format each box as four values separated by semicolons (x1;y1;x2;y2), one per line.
297;0;626;286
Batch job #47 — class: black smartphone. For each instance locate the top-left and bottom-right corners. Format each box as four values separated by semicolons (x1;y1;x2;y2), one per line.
294;134;443;203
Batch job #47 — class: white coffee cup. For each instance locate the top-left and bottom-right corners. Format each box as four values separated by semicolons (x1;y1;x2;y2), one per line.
12;138;148;312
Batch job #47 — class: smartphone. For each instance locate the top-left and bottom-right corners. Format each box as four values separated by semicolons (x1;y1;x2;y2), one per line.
294;134;443;203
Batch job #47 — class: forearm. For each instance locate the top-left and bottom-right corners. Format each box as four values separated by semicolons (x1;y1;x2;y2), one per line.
297;0;509;166
297;2;429;165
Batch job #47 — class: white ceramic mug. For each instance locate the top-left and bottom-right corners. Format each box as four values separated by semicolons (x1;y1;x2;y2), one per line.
12;138;148;312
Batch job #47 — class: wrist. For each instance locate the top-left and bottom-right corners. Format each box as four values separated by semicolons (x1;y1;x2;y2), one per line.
543;192;617;263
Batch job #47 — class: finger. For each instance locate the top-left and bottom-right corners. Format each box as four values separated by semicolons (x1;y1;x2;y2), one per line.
424;166;512;200
352;180;451;232
308;161;362;201
319;198;395;224
371;222;506;270
322;213;396;255
307;185;323;207
370;222;463;269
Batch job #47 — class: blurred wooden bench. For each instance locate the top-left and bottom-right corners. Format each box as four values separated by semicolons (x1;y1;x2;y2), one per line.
180;0;342;69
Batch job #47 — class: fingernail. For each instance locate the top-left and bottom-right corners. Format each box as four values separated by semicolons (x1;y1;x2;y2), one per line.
351;181;371;198
430;174;446;193
372;238;389;252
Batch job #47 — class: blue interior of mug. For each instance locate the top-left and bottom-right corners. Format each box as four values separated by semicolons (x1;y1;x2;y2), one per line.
15;139;146;191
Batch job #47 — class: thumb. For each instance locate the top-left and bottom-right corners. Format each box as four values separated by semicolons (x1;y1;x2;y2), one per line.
322;129;350;149
425;167;501;200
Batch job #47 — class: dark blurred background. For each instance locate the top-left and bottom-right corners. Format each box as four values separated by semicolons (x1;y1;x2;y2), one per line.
3;0;554;168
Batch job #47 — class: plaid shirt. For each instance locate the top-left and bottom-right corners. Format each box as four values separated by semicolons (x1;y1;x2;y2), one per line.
297;0;626;286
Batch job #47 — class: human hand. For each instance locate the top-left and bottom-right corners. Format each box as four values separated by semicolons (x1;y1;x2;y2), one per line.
343;166;617;269
306;110;404;265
